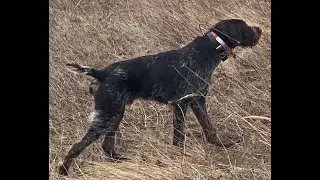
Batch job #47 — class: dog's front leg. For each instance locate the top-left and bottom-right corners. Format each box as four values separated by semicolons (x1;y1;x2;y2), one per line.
172;102;188;147
190;97;241;148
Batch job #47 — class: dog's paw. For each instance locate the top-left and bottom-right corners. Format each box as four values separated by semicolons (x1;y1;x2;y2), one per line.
103;149;130;161
172;136;185;148
209;133;242;148
58;165;69;176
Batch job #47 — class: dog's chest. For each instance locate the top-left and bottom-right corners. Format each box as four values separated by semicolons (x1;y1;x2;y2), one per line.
173;58;219;98
179;66;211;92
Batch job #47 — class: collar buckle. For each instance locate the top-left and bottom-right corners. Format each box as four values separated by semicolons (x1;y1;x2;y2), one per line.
206;31;231;61
216;45;228;61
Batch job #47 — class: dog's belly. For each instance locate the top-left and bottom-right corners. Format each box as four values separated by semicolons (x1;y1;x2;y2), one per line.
135;76;209;104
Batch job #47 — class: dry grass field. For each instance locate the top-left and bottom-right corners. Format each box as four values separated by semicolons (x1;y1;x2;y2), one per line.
49;0;271;179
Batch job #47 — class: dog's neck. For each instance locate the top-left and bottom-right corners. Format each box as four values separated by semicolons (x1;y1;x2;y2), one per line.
179;32;235;63
205;31;231;61
188;31;233;62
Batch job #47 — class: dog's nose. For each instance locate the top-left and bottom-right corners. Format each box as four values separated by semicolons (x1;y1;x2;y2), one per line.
255;27;262;34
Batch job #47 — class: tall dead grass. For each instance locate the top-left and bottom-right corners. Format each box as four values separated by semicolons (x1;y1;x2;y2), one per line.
49;0;270;179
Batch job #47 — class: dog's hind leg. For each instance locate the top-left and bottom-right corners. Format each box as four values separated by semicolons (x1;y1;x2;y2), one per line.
58;112;111;176
101;110;126;159
172;102;188;147
190;97;241;148
59;81;128;175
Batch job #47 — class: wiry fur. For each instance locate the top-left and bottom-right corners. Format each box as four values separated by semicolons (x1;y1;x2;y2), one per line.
59;19;262;175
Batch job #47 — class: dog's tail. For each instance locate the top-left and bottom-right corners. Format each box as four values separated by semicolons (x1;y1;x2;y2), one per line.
66;63;105;82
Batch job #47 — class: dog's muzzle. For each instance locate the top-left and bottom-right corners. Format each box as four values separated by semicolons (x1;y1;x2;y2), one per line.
252;27;262;45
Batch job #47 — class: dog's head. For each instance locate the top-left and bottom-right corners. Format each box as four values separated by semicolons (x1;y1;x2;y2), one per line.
210;19;262;48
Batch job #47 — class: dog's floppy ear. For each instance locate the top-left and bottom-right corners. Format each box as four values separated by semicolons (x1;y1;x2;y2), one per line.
212;19;247;47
